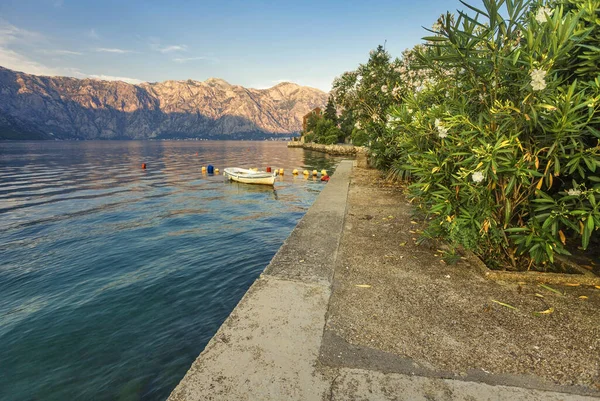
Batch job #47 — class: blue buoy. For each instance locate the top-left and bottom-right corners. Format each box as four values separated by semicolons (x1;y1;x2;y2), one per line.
207;164;214;174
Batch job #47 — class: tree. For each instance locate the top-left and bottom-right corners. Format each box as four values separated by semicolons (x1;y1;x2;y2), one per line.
324;96;338;125
338;109;355;143
304;112;320;135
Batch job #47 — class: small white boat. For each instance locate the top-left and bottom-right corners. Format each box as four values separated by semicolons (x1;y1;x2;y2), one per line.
224;167;276;186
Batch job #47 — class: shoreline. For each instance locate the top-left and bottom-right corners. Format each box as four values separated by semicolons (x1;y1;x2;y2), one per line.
287;141;367;157
168;162;600;400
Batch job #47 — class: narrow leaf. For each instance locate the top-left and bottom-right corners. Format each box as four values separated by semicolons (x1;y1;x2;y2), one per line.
491;299;518;310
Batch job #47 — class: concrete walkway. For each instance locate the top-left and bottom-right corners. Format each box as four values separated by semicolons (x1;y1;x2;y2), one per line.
168;161;598;401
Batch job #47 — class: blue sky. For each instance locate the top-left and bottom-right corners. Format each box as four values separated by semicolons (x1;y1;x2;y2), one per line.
0;0;482;91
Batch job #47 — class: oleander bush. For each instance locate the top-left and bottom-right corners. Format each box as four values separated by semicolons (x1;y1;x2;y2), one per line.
334;0;600;270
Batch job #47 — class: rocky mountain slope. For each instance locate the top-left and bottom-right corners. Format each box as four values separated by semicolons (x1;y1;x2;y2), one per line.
0;67;328;140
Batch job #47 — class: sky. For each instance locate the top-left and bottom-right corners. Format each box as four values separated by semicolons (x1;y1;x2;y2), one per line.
0;0;483;91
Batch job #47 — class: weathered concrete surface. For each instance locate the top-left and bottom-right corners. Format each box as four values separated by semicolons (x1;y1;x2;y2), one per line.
169;162;599;400
331;369;599;401
167;160;353;401
263;160;351;284
168;278;331;401
322;167;600;398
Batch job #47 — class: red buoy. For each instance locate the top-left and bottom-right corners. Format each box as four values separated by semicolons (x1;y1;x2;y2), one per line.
142;163;147;169
266;167;272;172
321;175;330;182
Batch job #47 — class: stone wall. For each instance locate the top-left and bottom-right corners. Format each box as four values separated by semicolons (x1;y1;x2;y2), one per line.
287;142;368;156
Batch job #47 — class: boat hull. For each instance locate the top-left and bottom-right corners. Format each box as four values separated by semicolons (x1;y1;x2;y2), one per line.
224;168;276;186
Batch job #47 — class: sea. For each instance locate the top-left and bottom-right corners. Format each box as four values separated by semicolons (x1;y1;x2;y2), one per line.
0;140;341;401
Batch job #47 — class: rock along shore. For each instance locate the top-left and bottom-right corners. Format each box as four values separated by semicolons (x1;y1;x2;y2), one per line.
168;162;600;401
287;141;367;156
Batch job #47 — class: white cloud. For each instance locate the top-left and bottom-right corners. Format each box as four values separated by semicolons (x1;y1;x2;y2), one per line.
0;46;63;76
87;74;145;84
157;44;187;53
0;20;61;75
0;20;45;46
95;48;133;54
39;49;83;56
173;56;217;63
0;21;143;84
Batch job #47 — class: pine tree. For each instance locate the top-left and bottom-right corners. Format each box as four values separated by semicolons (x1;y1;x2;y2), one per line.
324;96;337;125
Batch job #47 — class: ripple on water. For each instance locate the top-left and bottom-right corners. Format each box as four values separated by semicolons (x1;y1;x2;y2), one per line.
0;140;342;401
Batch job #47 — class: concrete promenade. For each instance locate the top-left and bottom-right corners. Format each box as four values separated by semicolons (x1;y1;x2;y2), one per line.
168;161;599;401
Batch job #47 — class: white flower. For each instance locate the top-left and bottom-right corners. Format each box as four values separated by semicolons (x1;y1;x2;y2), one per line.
567;188;582;196
472;171;485;183
407;108;414;114
531;79;547;91
530;68;547;81
435;119;449;138
381;85;388;93
372;113;379;122
369;49;375;56
354;121;361;129
432;22;442;32
530;68;547;91
535;6;553;24
392;86;401;96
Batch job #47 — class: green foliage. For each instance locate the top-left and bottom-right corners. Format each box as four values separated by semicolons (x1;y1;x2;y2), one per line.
335;0;600;270
351;128;369;146
331;45;403;158
304;113;320;134
339;109;356;141
324;96;338;125
304;114;343;144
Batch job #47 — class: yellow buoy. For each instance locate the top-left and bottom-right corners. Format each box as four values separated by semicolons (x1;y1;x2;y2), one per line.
292;169;298;175
279;168;284;175
215;168;220;174
303;170;309;176
201;166;207;172
321;169;327;176
274;168;279;174
312;170;318;176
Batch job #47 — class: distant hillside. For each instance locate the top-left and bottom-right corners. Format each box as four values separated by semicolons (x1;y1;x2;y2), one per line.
0;67;328;140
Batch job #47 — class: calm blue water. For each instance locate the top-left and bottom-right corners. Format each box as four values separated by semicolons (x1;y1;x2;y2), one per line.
0;141;340;401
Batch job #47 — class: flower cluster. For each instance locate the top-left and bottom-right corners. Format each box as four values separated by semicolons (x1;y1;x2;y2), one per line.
530;68;547;91
434;118;449;138
535;6;553;24
471;171;485;183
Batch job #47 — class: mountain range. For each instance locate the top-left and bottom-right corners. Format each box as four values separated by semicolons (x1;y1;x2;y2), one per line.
0;66;328;140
